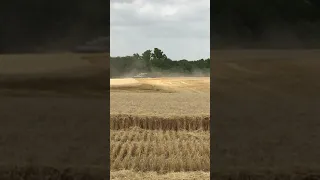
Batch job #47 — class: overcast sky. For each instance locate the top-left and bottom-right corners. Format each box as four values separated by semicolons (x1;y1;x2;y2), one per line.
110;0;210;60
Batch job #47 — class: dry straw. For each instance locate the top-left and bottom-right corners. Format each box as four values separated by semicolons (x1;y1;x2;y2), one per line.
110;170;210;180
110;114;210;131
110;128;210;173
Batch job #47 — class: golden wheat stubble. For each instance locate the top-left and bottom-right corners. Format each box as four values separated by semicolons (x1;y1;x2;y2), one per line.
110;128;210;172
110;114;210;131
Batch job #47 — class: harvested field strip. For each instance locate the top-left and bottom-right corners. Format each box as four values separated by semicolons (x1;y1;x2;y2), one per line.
110;83;175;93
111;170;210;180
111;128;210;142
110;114;210;131
110;128;210;172
111;91;210;116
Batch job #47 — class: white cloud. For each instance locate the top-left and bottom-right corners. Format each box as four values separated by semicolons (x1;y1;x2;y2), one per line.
110;0;210;60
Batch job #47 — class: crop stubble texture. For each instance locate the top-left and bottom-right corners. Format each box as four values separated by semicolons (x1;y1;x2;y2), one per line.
111;170;210;180
111;92;209;116
110;114;210;131
110;83;210;179
111;128;210;172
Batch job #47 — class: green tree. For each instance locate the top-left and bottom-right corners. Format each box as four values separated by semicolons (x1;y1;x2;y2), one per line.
151;48;168;69
132;53;145;71
142;50;152;72
110;48;210;78
133;53;140;59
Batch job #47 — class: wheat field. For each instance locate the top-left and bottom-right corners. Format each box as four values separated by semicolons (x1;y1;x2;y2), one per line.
111;128;210;172
110;77;210;179
110;170;210;180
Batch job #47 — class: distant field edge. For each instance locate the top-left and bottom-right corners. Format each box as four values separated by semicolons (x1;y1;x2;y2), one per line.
0;165;108;180
110;114;210;131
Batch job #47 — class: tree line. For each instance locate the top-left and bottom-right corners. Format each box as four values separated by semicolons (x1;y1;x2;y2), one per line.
110;48;210;78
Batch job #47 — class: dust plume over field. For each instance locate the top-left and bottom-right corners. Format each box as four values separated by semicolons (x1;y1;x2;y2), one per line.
110;76;210;179
212;50;320;179
110;76;210;93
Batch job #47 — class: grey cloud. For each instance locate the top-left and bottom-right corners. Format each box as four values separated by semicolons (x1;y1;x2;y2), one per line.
110;0;210;60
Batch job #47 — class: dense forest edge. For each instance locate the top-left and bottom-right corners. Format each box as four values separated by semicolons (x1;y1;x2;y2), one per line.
110;48;210;78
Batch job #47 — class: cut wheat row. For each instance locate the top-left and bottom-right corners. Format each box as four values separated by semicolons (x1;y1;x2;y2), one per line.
111;128;210;142
110;129;210;172
110;114;210;131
